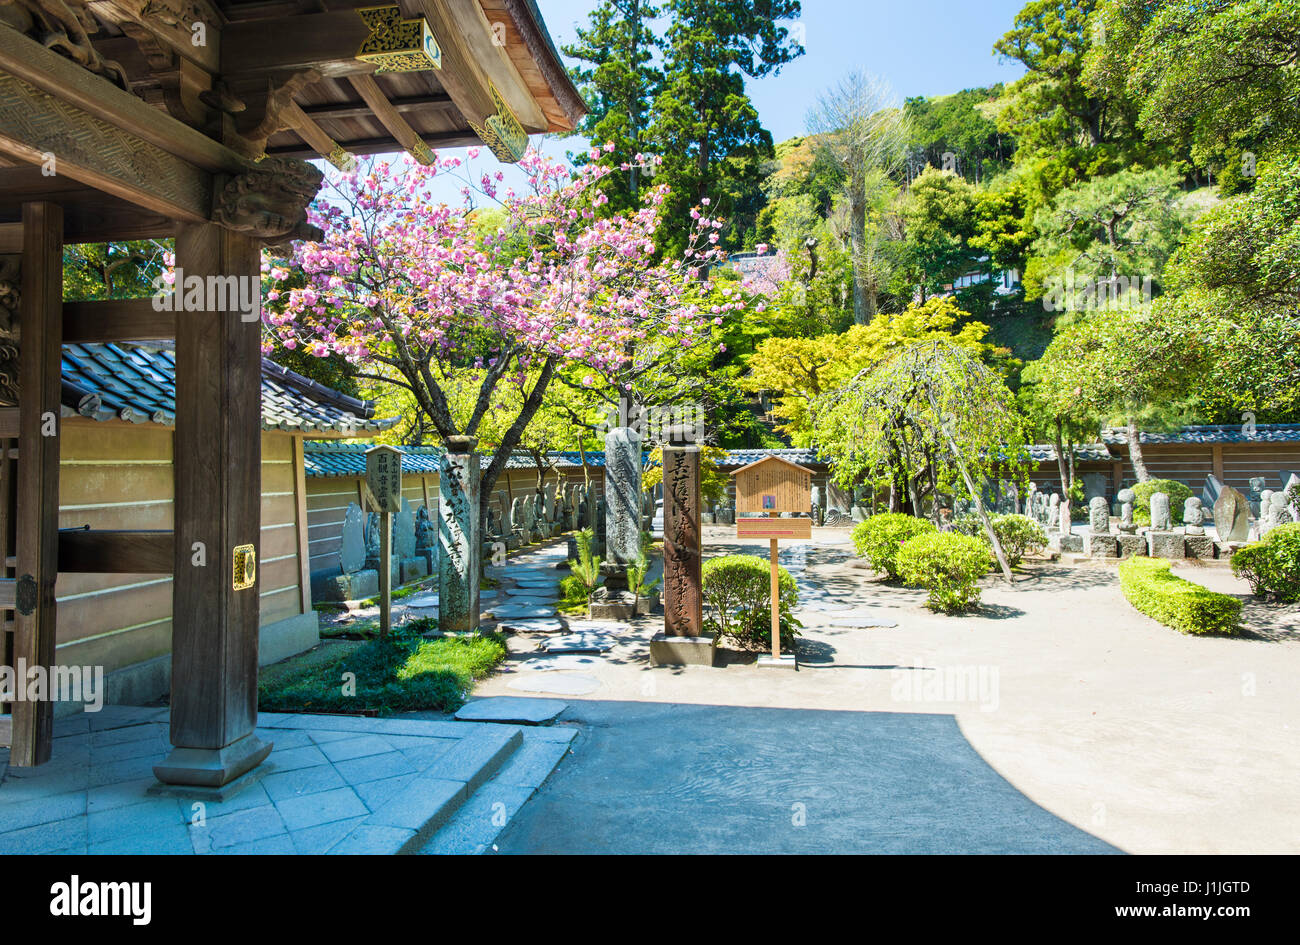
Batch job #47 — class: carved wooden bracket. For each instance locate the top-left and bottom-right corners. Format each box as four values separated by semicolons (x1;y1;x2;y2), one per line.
211;156;324;248
0;0;130;87
468;82;527;163
0;254;19;406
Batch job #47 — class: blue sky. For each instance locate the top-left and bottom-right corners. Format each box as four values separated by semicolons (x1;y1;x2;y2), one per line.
418;0;1031;202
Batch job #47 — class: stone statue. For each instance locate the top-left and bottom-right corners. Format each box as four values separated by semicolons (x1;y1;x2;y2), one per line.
364;511;380;569
1183;496;1205;535
1262;491;1290;536
1088;495;1109;533
1117;488;1137;533
1058;498;1071;534
1048;493;1061;531
415;504;435;550
1150;491;1172;531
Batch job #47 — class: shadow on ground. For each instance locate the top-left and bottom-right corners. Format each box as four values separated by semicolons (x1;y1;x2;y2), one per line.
493;700;1122;855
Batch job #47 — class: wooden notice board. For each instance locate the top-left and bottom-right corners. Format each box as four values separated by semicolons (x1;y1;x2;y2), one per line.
733;454;812;515
737;517;812;540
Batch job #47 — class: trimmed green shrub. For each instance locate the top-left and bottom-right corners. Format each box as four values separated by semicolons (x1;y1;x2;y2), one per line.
851;513;936;579
1118;557;1241;635
949;512;1047;568
1231;522;1300;603
895;532;992;613
702;554;800;649
1132;478;1193;525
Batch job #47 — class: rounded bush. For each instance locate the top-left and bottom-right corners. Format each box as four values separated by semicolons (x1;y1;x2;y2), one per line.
895;531;992;613
1120;557;1241;635
851;513;936;579
1132;478;1193;526
948;512;1047;568
1231;522;1300;603
702;554;799;649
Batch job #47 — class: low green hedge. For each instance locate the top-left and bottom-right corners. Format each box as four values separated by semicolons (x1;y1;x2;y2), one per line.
1231;522;1300;603
851;513;936;579
895;531;992;613
702;554;800;649
1118;557;1241;635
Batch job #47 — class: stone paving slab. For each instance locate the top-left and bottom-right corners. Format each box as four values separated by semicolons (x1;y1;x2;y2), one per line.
455;697;567;725
516;654;605;672
0;706;555;856
829;614;900;628
497;617;567;634
507;674;602;695
541;632;618;653
490;604;557;619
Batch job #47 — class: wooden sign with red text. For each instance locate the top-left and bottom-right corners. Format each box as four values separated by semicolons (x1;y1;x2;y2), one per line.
736;517;812;541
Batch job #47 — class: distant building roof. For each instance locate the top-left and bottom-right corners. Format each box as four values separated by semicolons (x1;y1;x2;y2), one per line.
302;443;610;478
1026;443;1113;463
60;342;398;436
1100;424;1300;445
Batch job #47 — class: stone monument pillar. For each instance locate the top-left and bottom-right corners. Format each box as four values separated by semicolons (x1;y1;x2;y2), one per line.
661;443;702;637
439;435;480;632
602;425;642;592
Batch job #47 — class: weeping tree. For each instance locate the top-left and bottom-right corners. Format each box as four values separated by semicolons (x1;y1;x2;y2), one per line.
813;339;1028;582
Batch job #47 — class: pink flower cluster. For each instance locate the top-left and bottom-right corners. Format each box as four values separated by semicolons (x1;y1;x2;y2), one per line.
264;147;747;382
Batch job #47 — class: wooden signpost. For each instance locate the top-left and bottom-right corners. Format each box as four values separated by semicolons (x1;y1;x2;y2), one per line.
364;444;403;636
731;455;813;669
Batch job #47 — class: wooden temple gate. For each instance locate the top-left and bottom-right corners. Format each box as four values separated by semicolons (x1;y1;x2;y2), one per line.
0;0;581;785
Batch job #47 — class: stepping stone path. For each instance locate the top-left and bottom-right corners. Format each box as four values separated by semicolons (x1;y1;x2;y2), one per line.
508;674;602;696
497;617;567;634
829;613;899;628
455;697;567;725
542;632;617;653
501;593;559;605
562;620;635;635
801;602;854;613
491;604;557;619
517;654;605;672
404;592;438;611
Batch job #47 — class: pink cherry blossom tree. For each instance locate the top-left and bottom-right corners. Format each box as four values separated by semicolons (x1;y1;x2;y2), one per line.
265;145;743;527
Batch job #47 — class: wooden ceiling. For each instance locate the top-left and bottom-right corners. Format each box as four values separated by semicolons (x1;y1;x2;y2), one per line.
70;0;584;167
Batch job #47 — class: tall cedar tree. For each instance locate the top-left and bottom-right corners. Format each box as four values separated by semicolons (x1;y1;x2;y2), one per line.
563;0;663;215
649;0;804;255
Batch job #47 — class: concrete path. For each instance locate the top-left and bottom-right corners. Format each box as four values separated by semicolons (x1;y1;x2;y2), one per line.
481;526;1300;855
0;706;574;854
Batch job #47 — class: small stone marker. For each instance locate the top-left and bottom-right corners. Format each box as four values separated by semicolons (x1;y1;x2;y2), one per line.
340;502;367;574
1214;485;1250;542
455;697;566;725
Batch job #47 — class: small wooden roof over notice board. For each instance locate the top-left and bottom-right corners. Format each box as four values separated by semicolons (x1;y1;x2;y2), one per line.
732;454;813;515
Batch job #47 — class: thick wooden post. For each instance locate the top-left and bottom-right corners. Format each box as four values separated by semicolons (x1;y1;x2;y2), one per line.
11;201;62;767
154;222;271;789
769;509;779;661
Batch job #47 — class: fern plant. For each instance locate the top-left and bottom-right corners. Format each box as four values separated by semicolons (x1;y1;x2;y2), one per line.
568;528;603;608
627;531;661;614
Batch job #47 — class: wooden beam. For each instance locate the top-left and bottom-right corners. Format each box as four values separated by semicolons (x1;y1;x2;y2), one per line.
63;299;176;344
292;436;312;615
0;169;176;244
158;221;270;787
0;576;13;609
221;11;376;78
0;25;243;175
404;0;498;127
265;130;479;160
281;101;355;171
441;0;545;131
11;201;62;768
301;93;454;122
347;75;435;164
0;715;11;748
0;407;16;438
58;530;175;573
0;72;211;223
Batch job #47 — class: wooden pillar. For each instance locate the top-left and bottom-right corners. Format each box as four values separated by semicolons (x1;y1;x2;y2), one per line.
1212;444;1225;483
11;202;62;767
292;435;311;615
154;222;271;789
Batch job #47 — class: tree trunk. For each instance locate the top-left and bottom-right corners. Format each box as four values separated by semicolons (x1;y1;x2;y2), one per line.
1126;415;1150;482
848;177;870;325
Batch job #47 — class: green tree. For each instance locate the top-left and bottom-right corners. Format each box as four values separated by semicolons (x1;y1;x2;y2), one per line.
904;86;1014;182
563;0;663;214
1085;0;1300;187
649;0;803;254
900;167;980;298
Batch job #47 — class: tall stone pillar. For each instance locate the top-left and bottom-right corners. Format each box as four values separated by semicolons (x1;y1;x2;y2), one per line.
661;444;702;637
439;435;480;632
602;426;642;591
650;440;715;666
156;223;270;790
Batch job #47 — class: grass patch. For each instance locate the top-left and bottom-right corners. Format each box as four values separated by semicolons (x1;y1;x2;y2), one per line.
1118;558;1241;636
258;632;507;714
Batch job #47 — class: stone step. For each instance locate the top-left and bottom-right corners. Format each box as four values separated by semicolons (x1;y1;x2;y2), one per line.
414;727;577;855
328;726;524;854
